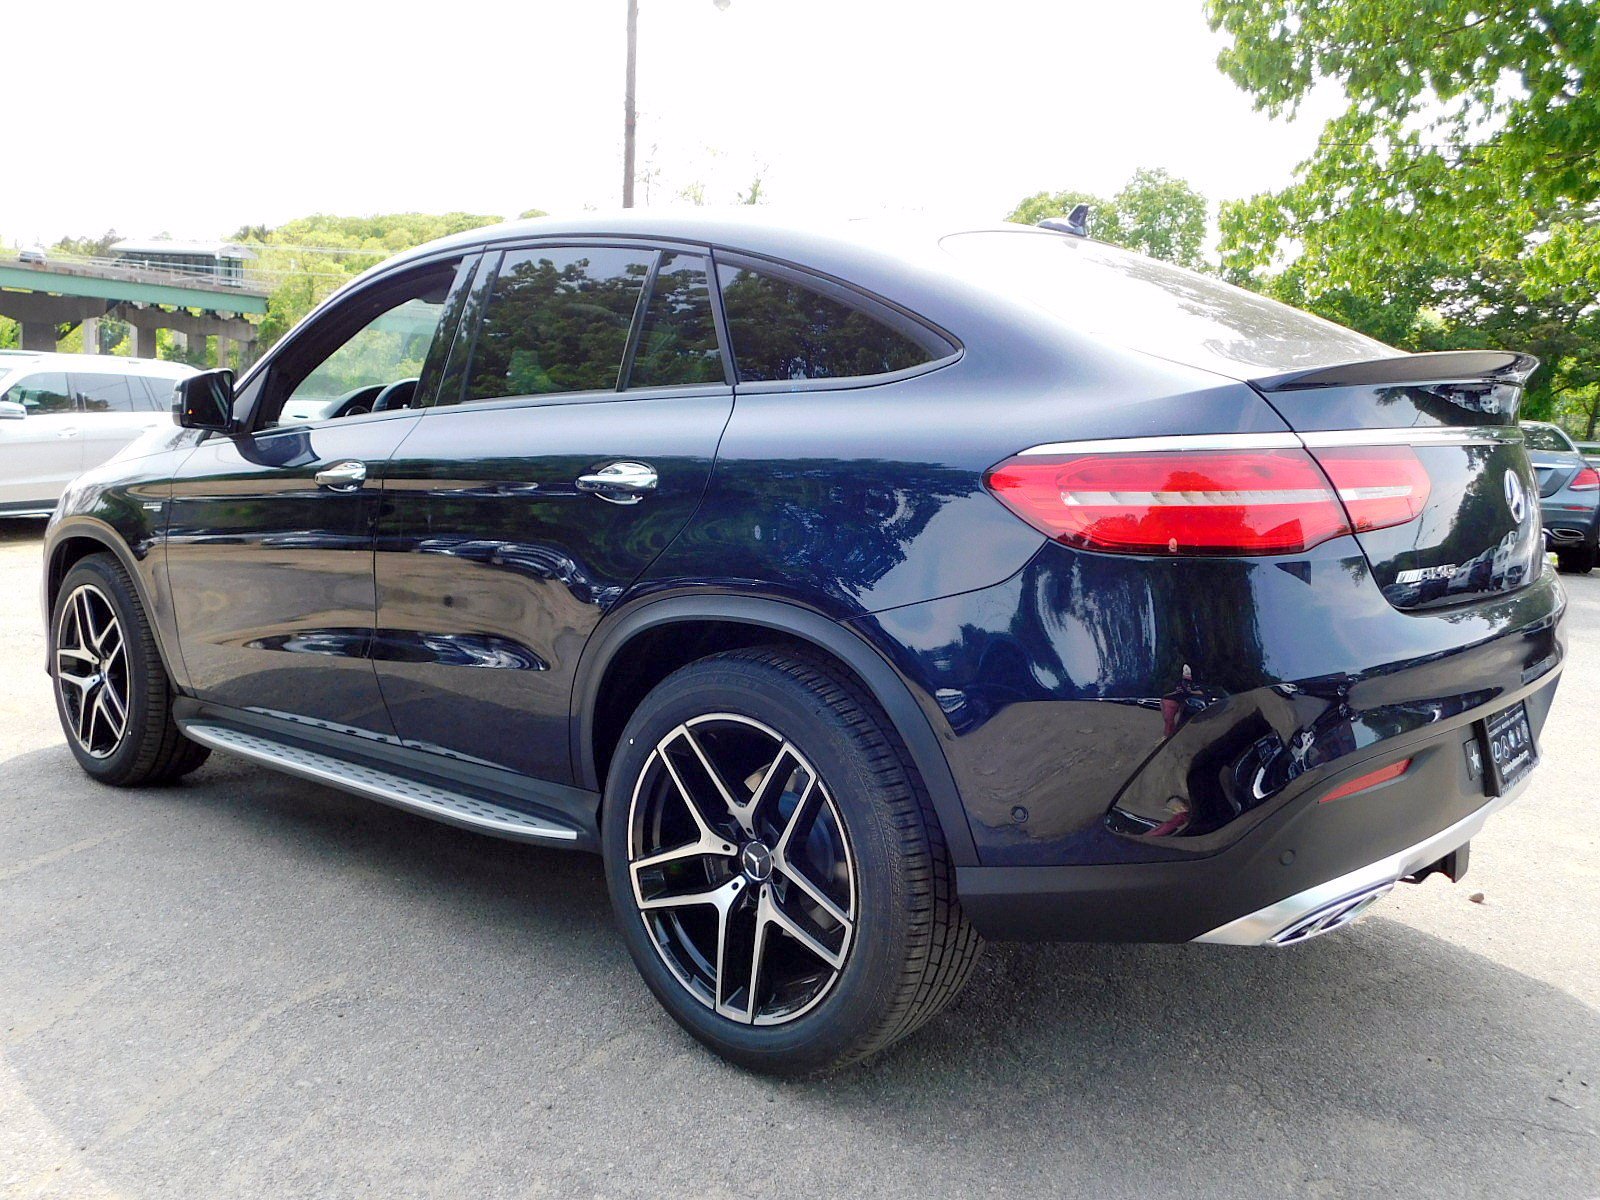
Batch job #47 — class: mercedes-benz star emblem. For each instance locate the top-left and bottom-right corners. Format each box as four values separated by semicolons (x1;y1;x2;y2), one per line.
740;842;774;882
1504;471;1528;523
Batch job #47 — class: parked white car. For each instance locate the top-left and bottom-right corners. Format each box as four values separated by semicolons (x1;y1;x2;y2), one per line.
0;353;198;516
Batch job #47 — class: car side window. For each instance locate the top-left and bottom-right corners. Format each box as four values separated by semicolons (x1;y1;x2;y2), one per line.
458;246;653;404
625;253;724;388
259;257;466;428
73;373;139;413
715;262;948;383
135;376;178;412
3;372;73;414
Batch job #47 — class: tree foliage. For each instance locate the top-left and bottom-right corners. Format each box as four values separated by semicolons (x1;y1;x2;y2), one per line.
1008;169;1209;268
235;212;505;349
1206;0;1600;427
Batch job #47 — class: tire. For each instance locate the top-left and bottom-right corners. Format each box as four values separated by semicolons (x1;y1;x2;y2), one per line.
1556;546;1596;574
50;553;210;786
602;647;982;1076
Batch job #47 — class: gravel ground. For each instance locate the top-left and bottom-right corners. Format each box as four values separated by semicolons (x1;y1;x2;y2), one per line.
0;516;1596;1199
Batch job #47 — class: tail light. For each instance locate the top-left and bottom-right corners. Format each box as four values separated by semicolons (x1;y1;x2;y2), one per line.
1305;445;1431;531
985;445;1427;556
1570;466;1600;491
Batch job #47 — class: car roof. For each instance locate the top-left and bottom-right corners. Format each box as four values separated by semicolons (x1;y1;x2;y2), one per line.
0;352;197;378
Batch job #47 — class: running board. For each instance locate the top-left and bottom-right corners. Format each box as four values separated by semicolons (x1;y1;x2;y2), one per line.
183;723;581;844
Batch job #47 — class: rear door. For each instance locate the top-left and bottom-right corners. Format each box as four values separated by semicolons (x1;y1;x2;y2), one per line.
373;242;733;783
0;371;82;510
71;370;167;471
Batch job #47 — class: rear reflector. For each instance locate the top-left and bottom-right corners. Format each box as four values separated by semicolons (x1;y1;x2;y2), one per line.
1571;466;1600;492
1320;758;1411;803
985;444;1432;556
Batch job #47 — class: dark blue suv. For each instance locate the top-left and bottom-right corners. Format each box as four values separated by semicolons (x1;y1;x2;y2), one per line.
43;212;1565;1074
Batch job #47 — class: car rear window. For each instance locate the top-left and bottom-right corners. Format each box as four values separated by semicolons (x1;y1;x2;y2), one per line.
73;373;140;413
940;230;1396;378
464;246;653;402
715;262;949;383
1523;424;1576;452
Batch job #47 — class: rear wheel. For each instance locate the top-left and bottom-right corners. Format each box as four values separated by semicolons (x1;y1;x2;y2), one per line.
1556;546;1596;574
602;647;981;1075
51;554;210;786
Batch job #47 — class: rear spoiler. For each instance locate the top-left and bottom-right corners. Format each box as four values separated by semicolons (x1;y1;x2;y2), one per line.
1253;351;1539;393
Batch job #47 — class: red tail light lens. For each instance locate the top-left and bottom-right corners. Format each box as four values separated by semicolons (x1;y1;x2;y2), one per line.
1306;445;1432;531
1570;466;1600;491
984;449;1352;555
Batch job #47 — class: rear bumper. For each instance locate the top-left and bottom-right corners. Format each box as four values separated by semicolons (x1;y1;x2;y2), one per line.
1539;502;1599;546
954;666;1559;942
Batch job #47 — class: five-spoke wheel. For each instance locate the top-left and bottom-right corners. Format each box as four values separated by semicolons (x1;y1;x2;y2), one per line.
54;583;130;759
628;714;857;1025
604;648;981;1075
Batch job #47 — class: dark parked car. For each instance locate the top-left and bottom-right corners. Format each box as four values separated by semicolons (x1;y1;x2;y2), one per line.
42;212;1565;1074
1522;420;1600;573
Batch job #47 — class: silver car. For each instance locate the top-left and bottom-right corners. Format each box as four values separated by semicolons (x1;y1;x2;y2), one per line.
0;353;197;517
1523;420;1600;574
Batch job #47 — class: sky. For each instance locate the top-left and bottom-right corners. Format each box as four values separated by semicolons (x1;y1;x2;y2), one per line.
2;0;1342;245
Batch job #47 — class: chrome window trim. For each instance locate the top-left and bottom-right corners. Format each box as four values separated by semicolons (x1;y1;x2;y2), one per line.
1017;426;1524;457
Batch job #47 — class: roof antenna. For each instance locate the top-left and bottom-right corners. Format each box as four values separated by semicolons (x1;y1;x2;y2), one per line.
1038;203;1091;238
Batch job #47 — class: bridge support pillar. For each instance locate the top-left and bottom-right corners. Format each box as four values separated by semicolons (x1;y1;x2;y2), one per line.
21;322;58;352
81;317;100;354
129;321;159;358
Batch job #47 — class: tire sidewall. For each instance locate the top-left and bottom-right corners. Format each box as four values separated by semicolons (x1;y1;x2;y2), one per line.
602;655;924;1073
51;556;156;781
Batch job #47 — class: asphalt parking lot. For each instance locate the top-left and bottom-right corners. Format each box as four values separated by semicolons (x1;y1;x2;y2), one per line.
0;517;1595;1200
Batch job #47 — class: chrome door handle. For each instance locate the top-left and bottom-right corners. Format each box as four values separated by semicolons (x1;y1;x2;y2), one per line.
314;460;367;491
575;461;657;505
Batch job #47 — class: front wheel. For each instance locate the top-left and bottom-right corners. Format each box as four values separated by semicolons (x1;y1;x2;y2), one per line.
602;647;981;1075
50;554;210;786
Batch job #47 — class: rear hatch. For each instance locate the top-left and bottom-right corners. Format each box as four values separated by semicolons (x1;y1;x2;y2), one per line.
1252;351;1542;610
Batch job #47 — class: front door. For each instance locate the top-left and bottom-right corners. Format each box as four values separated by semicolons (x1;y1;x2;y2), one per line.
373;243;733;782
0;370;82;511
165;254;474;735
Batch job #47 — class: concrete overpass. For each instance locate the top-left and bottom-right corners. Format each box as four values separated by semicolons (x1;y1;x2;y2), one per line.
0;252;267;367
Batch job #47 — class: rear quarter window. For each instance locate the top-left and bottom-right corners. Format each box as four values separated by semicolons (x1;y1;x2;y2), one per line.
715;261;951;383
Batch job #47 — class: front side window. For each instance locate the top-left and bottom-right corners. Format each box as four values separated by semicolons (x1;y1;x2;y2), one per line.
462;247;653;403
73;373;138;413
262;258;464;427
3;372;73;415
716;263;946;383
626;253;724;388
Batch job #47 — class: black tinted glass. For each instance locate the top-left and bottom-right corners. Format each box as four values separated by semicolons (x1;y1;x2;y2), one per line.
5;372;72;414
716;264;941;382
74;373;138;413
464;247;652;402
627;253;724;388
136;376;176;411
1523;424;1574;452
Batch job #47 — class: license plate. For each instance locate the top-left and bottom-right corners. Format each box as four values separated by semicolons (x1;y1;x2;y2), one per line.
1480;701;1536;795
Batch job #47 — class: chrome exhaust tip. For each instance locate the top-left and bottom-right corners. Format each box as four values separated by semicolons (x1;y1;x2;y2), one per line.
1267;882;1395;946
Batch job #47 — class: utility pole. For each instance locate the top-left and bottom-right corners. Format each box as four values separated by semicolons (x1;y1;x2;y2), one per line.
623;0;639;208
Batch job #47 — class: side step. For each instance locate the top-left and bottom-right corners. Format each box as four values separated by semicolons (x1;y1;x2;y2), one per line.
183;724;581;844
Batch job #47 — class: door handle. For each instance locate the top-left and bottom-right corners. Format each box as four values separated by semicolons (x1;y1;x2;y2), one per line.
57;427;78;438
575;461;657;505
315;460;368;491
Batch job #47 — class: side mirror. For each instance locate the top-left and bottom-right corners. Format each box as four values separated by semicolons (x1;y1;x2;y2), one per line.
174;369;237;433
0;400;25;421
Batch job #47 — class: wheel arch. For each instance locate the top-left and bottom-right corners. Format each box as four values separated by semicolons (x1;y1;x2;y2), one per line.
572;594;978;867
43;519;185;686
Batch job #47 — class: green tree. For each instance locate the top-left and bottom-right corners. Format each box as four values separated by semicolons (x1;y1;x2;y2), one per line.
235;212;504;350
1205;0;1600;425
1008;169;1208;268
